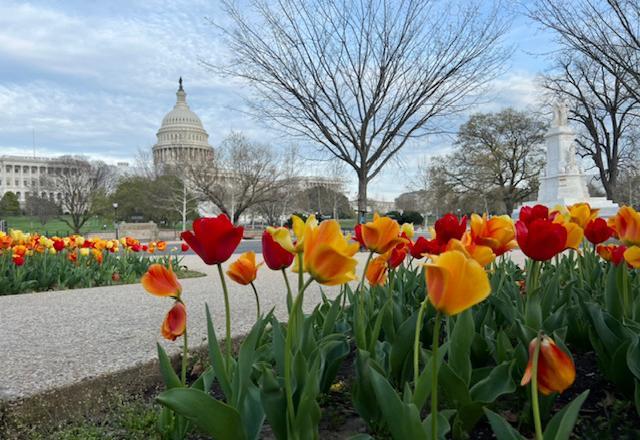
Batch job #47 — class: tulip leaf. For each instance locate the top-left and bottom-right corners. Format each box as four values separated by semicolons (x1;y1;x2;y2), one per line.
259;367;288;440
368;365;428;440
439;364;471;408
156;343;182;389
635;380;640;417
321;292;343;337
191;366;215;392
627;336;640;380
349;435;374;440
205;304;232;400
390;311;419;380
469;361;515;403
423;410;455;440
543;390;589;440
483;408;525;440
157;388;246;440
449;310;474;386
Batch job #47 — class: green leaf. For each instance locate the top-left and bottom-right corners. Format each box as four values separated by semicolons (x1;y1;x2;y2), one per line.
259;367;287;440
156;343;182;389
543;390;589;440
627;336;640;380
483;408;525;440
439;364;471;408
157;388;246;440
449;310;474;386
205;304;232;400
321;292;343;337
368;366;428;440
470;361;516;403
634;380;640;417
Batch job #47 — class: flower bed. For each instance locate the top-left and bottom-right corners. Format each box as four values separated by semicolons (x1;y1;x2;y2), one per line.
0;230;195;295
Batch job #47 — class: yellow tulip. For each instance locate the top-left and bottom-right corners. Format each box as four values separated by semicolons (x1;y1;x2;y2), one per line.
552;214;584;250
361;213;406;254
424;250;491;316
303;219;358;285
401;223;415;239
79;248;90;256
612;206;640;246
624;246;640;268
446;237;496;267
268;214;317;253
567;202;599;229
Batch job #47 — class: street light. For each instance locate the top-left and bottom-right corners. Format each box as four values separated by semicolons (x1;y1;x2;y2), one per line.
113;202;119;239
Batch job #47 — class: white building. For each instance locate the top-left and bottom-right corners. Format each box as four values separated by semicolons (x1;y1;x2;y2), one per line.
153;78;214;170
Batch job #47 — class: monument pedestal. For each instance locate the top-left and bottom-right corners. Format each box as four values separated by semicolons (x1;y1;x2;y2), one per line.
515;102;619;217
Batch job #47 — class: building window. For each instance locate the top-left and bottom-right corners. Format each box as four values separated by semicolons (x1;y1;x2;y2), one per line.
24;180;28;187
15;179;19;186
16;192;21;200
31;167;37;173
14;166;19;173
23;166;28;173
5;166;10;173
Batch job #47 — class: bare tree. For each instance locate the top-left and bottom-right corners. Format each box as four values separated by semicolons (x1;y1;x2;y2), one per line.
530;0;640;101
443;109;546;215
541;55;640;200
188;132;286;224
44;157;113;233
213;0;511;222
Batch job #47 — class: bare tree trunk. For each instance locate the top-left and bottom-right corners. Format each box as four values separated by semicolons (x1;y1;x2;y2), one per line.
357;173;367;224
182;184;187;232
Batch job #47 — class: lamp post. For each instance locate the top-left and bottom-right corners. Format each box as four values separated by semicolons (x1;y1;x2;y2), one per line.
113;202;119;240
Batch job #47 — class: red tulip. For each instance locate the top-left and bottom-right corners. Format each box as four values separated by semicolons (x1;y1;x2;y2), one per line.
597;244;627;266
181;243;189;252
516;219;567;261
519;205;551;225
434;213;467;243
161;302;187;341
353;223;366;247
521;335;575;395
409;236;444;259
12;254;25;266
262;230;294;270
388;244;407;268
53;239;65;252
584;218;613;245
180;215;244;265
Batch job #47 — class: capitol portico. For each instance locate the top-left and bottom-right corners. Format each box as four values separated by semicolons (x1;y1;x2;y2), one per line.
153;78;214;170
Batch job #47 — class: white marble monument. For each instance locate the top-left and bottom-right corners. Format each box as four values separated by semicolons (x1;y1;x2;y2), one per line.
520;102;619;216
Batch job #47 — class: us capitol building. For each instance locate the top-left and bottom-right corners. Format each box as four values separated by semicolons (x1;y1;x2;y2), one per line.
152;78;214;169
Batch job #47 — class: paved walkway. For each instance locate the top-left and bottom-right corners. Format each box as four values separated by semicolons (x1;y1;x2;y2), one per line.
0;254;354;402
0;250;525;402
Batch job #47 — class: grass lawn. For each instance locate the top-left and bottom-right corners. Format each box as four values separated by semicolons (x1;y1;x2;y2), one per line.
3;215;114;235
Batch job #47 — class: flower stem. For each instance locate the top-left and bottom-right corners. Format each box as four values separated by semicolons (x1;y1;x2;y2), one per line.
181;328;188;385
250;282;261;320
282;268;293;313
216;263;232;372
297;253;304;293
413;296;428;387
355;252;374;349
284;276;314;437
431;311;441;440
531;331;543;440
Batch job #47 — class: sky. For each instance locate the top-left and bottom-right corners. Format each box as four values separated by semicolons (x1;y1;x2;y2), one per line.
0;0;559;201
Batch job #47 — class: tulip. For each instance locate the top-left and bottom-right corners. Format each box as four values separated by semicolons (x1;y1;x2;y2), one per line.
52;238;65;252
584;218;613;245
433;213;467;243
519;205;551;225
360;213;406;254
303;219;359;286
469;213;517;256
567;203;599;229
623;246;640;268
388;244;407;269
262;230;294;270
181;215;244;265
12;254;25;266
401;222;414;239
597;244;628;266
227;251;262;285
268;214;318;254
92;248;104;264
424;250;491;316
516;218;567;261
366;255;388;286
611;206;640;246
141;264;182;297
559;220;584;250
409;236;442;259
446;237;495;267
161;302;187;341
353;223;366;247
181;243;189;252
80;248;90;257
521;335;575;395
157;241;167;251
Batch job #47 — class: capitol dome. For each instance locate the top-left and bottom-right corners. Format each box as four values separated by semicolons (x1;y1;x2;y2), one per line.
153;78;214;169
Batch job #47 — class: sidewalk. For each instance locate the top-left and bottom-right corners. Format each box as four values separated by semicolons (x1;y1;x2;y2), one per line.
0;254;351;403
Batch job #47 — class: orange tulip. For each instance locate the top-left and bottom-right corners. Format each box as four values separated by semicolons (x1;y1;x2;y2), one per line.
227;251;262;285
303;219;359;285
141;264;182;297
521;335;575;395
624;246;640;268
92;248;104;264
161;302;187;341
469;214;517;256
446;236;496;267
612;206;640;246
552;214;584;250
366;255;388;286
424;250;491;316
567;203;599;229
361;213;406;254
